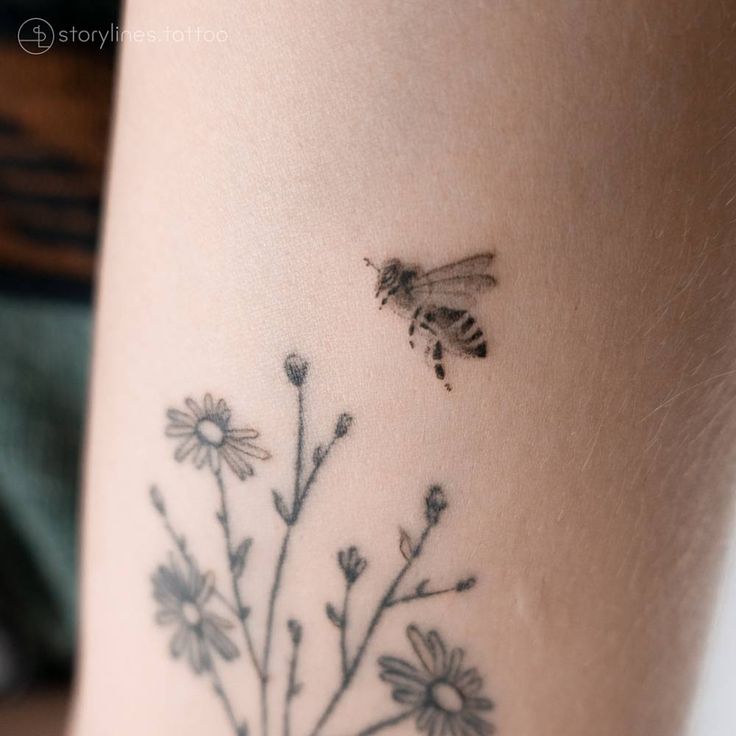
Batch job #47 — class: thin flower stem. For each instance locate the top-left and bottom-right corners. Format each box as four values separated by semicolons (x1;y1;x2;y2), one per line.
385;584;457;607
262;384;305;736
283;630;302;736
354;709;416;736
261;526;291;736
262;383;306;736
340;584;351;678
295;436;337;514
210;657;244;736
214;471;263;680
262;386;343;736
295;385;305;507
308;524;434;736
155;489;239;618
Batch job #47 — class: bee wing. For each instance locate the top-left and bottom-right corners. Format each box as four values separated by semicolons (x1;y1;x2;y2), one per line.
414;261;495;305
421;253;495;281
412;276;495;309
412;253;495;305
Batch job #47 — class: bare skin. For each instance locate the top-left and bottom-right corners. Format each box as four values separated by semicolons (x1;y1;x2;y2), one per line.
70;2;736;736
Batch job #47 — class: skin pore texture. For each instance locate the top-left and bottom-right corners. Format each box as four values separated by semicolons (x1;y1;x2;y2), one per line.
71;2;736;736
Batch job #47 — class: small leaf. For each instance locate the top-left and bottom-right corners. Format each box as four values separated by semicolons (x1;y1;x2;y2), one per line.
456;576;477;592
150;486;166;514
415;579;430;596
312;444;325;465
231;538;252;578
216;511;227;526
325;603;343;628
287;618;303;645
272;490;291;524
399;527;414;562
237;724;248;736
290;682;303;698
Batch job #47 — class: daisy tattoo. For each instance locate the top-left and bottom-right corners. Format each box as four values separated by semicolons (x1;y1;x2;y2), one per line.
165;394;270;479
375;626;494;736
148;353;492;736
152;556;239;673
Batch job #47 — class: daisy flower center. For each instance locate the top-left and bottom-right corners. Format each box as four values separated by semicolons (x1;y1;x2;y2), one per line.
196;419;225;447
180;601;202;627
430;680;464;713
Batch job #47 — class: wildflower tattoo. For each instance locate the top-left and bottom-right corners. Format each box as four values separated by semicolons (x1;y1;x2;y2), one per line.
152;556;239;673
149;354;493;736
165;394;270;479
375;626;494;736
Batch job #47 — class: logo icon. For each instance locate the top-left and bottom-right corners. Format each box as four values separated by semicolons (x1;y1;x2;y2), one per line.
18;18;54;55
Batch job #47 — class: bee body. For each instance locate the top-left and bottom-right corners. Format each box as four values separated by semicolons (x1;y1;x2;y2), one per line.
367;253;496;389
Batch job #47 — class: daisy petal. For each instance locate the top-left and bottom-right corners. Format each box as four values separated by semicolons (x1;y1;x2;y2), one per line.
416;707;434;731
380;670;429;690
460;713;494;736
188;634;209;674
185;398;204;419
426;710;442;736
156;609;179;625
407;625;435;675
238;442;271;460
170;625;189;658
447;648;465;679
456;668;483;695
165;425;195;438
392;687;425;706
427;630;447;674
378;656;426;681
221;446;254;479
206;611;234;630
447;715;463;736
455;720;478;736
228;427;260;440
465;697;494;711
174;435;199;462
202;620;239;661
198;571;215;604
166;409;196;426
204;394;214;415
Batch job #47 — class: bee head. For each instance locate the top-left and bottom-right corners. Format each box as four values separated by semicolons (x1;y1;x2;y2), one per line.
374;259;402;303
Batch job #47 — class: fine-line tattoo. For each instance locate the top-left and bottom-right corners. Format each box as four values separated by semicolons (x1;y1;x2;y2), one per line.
149;354;494;736
364;253;497;391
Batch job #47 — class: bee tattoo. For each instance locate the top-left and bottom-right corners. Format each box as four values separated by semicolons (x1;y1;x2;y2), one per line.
365;253;496;390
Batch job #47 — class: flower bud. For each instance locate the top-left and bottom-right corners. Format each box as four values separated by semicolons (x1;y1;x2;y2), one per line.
455;576;476;592
287;618;302;645
284;353;309;387
337;545;367;585
334;412;353;438
424;485;448;526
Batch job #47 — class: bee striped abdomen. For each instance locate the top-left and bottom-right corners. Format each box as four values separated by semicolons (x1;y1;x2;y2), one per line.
426;307;487;359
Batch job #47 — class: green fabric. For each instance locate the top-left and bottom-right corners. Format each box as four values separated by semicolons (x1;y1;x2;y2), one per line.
0;293;89;678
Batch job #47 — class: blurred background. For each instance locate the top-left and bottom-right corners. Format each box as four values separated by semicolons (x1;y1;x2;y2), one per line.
0;1;117;732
